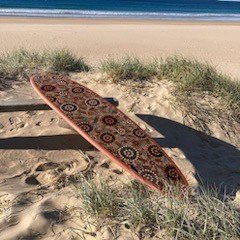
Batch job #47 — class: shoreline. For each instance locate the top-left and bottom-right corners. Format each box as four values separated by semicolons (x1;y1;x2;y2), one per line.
1;16;240;26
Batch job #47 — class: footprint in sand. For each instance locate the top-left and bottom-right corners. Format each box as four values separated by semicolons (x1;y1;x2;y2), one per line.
35;121;50;127
35;116;58;127
25;175;40;186
35;162;60;171
15;122;25;130
8;117;14;125
7;116;27;131
25;159;90;189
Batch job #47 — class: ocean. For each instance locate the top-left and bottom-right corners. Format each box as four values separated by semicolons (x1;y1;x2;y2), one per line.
0;0;240;21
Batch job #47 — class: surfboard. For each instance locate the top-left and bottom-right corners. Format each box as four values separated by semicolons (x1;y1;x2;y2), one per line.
30;74;188;191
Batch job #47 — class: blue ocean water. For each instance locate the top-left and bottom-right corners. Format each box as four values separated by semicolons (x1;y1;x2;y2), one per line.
0;0;240;21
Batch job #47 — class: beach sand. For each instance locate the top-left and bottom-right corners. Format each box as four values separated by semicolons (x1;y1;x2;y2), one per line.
0;18;239;239
0;18;240;79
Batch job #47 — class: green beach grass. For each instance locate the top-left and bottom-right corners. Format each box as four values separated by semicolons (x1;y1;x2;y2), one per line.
75;176;240;240
0;49;90;79
100;56;240;124
100;57;158;82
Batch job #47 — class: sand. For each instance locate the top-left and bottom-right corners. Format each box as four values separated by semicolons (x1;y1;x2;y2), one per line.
0;18;240;239
0;18;240;79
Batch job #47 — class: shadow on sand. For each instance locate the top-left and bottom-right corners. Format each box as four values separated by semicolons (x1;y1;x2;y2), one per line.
0;134;93;151
137;114;240;196
1;115;239;195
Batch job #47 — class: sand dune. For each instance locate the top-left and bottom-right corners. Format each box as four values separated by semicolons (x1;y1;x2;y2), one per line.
0;71;239;239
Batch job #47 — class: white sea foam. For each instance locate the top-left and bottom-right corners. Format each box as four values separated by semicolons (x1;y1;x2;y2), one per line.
0;8;240;21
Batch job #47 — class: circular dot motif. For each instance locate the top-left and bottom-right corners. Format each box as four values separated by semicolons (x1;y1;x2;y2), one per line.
72;87;85;94
133;128;147;138
148;145;164;158
100;133;115;144
41;85;55;92
118;146;138;162
85;98;100;107
60;103;78;112
164;166;181;181
78;123;93;133
102;115;117;126
139;169;159;184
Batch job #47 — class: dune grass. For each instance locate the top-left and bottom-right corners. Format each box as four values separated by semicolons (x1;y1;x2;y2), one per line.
0;49;90;79
157;57;240;121
100;57;157;82
100;56;239;99
76;177;121;219
100;56;240;124
75;177;240;240
45;49;90;72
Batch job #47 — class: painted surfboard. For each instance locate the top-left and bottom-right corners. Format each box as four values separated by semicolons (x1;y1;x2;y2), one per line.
30;74;188;191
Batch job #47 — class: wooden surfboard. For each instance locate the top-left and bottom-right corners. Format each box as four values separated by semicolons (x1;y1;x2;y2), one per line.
30;74;188;191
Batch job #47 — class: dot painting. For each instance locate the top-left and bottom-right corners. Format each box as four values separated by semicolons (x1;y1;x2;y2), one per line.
31;74;188;191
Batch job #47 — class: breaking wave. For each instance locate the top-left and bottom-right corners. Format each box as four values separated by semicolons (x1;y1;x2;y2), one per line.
1;8;240;21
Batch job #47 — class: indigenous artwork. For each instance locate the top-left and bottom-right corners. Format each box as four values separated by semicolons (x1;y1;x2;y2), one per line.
31;74;188;191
